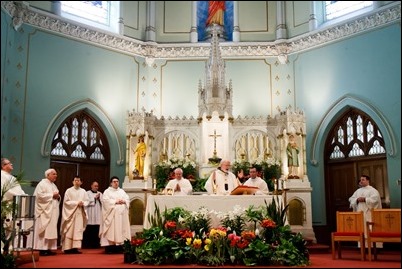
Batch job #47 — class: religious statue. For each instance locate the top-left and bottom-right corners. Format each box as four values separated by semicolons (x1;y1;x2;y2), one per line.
206;1;225;26
133;135;146;178
286;134;299;179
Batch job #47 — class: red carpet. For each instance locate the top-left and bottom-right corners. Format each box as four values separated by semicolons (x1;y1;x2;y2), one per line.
18;248;401;268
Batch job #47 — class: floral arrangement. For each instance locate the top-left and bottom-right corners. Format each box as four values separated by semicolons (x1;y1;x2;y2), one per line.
232;157;281;190
127;197;310;266
154;157;198;190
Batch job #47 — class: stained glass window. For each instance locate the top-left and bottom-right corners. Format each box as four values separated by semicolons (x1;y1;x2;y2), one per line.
325;1;373;21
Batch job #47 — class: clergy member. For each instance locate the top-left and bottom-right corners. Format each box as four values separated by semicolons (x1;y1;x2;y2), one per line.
60;176;89;254
99;176;131;254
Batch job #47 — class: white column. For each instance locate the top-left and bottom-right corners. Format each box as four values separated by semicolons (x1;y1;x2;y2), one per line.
146;1;156;42
190;1;198;43
118;2;124;35
51;1;61;16
232;1;240;42
308;1;318;31
372;1;382;9
276;1;287;40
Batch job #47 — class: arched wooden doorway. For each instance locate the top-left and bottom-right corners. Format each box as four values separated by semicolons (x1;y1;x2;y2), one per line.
324;108;388;242
49;110;111;243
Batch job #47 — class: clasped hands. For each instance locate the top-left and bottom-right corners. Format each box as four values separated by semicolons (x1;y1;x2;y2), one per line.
357;197;366;203
116;199;126;205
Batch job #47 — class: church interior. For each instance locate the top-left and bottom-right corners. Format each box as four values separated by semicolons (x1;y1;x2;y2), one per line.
1;1;400;246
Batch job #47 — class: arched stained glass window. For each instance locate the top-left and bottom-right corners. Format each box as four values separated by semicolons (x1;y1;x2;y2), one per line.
327;108;385;160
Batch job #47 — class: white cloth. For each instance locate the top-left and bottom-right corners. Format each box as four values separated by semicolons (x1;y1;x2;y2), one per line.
204;169;240;195
243;176;269;195
86;190;102;225
33;178;60;251
60;186;89;251
99;187;131;246
164;178;193;195
1;170;26;202
349;185;382;247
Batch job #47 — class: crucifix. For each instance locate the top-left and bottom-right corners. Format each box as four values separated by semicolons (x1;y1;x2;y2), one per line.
209;129;222;158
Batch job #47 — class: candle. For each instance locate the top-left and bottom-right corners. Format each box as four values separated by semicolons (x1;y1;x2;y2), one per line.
144;180;148;189
283;180;287;189
274;179;277;191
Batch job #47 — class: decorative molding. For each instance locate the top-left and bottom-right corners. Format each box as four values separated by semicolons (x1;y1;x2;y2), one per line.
1;1;400;59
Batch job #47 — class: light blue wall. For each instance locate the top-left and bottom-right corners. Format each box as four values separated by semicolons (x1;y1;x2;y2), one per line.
295;24;401;224
1;9;400;223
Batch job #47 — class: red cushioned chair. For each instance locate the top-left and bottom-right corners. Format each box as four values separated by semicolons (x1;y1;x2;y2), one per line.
366;208;401;261
331;211;365;261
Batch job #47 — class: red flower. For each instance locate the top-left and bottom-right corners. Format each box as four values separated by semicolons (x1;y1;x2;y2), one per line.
130;238;145;247
261;219;276;229
164;220;177;230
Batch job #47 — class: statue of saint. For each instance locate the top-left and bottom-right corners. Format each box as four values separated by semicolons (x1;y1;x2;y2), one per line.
133;135;146;178
286;134;299;179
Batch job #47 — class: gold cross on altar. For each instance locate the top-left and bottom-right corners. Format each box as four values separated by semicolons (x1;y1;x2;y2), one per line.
209;130;222;157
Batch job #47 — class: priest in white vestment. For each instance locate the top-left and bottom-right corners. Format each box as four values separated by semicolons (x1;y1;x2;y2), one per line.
348;174;382;247
163;168;193;195
60;176;89;254
243;166;269;195
99;176;131;253
204;159;240;195
33;168;60;256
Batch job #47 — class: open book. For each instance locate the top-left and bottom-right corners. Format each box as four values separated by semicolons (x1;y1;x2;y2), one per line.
230;185;259;195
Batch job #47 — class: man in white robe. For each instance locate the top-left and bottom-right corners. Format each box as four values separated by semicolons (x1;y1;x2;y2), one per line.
204;159;240;195
243;166;269;195
60;176;89;254
99;176;131;254
1;158;26;201
349;174;382;247
33;168;60;256
1;158;27;253
82;180;102;248
163;168;193;195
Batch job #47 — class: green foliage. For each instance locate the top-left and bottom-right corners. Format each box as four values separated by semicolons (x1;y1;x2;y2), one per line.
191;177;207;192
242;238;272;266
264;196;289;227
185;207;211;238
133;198;309;266
1;170;27;268
136;236;180;265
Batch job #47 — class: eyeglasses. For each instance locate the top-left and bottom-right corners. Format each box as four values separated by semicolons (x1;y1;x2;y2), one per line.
112;181;119;183
3;162;12;165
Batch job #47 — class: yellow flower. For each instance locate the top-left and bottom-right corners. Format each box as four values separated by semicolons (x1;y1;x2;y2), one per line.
186;237;192;246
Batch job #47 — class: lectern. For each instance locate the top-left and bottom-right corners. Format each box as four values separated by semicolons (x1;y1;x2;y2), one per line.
12;195;36;268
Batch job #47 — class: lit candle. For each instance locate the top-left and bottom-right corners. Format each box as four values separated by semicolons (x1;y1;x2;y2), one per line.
274;179;277;191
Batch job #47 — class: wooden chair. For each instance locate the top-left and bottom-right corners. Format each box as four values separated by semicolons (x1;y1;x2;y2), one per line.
331;211;365;261
366;208;401;261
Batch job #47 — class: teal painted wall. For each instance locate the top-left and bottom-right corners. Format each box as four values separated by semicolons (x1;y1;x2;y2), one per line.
1;8;400;225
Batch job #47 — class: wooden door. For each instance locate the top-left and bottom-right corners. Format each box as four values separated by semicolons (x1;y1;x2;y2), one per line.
325;158;388;241
326;162;357;232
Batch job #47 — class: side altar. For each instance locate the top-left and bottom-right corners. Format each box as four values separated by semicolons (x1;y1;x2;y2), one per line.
122;26;316;243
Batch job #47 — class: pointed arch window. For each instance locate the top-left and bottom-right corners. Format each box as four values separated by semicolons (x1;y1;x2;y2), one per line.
327;108;385;160
50;110;109;162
